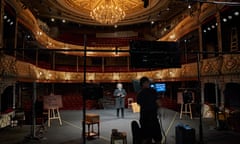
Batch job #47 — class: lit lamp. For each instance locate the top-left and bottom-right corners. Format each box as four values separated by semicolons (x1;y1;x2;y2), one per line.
90;0;126;25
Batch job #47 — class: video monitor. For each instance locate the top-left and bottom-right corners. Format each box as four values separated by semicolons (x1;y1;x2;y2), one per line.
150;83;166;92
155;83;166;92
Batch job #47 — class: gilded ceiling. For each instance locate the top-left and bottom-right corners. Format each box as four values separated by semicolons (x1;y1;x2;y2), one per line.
53;0;170;25
20;0;187;26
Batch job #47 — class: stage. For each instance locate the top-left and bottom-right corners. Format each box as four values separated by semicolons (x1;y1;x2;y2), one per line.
0;108;240;144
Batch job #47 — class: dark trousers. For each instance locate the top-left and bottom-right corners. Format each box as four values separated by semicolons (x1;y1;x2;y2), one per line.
117;108;124;118
140;113;162;143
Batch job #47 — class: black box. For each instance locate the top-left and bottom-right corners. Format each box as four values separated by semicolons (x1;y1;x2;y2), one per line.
176;125;195;144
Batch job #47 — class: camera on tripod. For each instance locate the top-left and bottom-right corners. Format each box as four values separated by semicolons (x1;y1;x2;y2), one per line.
183;90;193;104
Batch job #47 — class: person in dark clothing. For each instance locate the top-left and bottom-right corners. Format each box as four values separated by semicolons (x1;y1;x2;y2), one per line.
137;77;162;144
113;83;127;118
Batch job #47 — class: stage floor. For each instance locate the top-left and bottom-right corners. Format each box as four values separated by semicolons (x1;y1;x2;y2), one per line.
0;108;240;144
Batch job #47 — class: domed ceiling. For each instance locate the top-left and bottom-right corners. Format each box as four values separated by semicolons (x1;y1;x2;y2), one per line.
56;0;169;25
20;0;188;26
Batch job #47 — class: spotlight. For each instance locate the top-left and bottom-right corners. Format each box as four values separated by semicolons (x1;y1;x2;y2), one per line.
234;11;239;16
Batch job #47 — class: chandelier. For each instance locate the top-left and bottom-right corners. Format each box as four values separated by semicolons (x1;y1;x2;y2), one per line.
90;0;126;25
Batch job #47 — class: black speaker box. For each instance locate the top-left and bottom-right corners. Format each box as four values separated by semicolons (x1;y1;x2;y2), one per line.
176;125;195;144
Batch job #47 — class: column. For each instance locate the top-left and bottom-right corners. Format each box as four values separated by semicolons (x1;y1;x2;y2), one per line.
0;0;5;49
219;82;226;107
216;12;223;55
18;84;22;107
13;83;16;109
31;82;37;137
198;23;203;60
14;17;18;57
197;2;203;60
201;82;205;105
215;79;219;107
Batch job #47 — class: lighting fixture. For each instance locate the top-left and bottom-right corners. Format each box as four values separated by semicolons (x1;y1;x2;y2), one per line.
90;0;125;25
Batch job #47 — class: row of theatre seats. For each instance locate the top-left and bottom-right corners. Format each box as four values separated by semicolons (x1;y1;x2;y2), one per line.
57;34;144;47
18;58;149;72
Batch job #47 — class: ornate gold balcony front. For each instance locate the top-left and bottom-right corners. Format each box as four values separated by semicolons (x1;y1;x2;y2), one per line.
1;54;240;83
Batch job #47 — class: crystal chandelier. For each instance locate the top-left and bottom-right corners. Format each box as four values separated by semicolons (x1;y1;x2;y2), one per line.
90;0;126;25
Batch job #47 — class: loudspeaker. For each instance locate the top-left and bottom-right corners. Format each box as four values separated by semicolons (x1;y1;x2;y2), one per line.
176;125;195;144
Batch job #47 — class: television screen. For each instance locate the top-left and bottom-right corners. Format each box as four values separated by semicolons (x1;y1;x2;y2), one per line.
154;83;166;92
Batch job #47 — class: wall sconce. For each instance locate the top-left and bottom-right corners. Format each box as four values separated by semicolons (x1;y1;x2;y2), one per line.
87;73;95;81
65;73;71;81
113;73;120;81
37;71;43;79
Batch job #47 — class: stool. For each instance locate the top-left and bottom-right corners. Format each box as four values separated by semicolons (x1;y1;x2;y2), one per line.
85;113;100;138
111;131;127;144
180;103;192;119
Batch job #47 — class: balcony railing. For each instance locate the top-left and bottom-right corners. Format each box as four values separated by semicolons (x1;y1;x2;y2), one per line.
1;53;240;83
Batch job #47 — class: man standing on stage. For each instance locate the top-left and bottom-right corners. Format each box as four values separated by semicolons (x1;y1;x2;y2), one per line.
113;83;127;118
